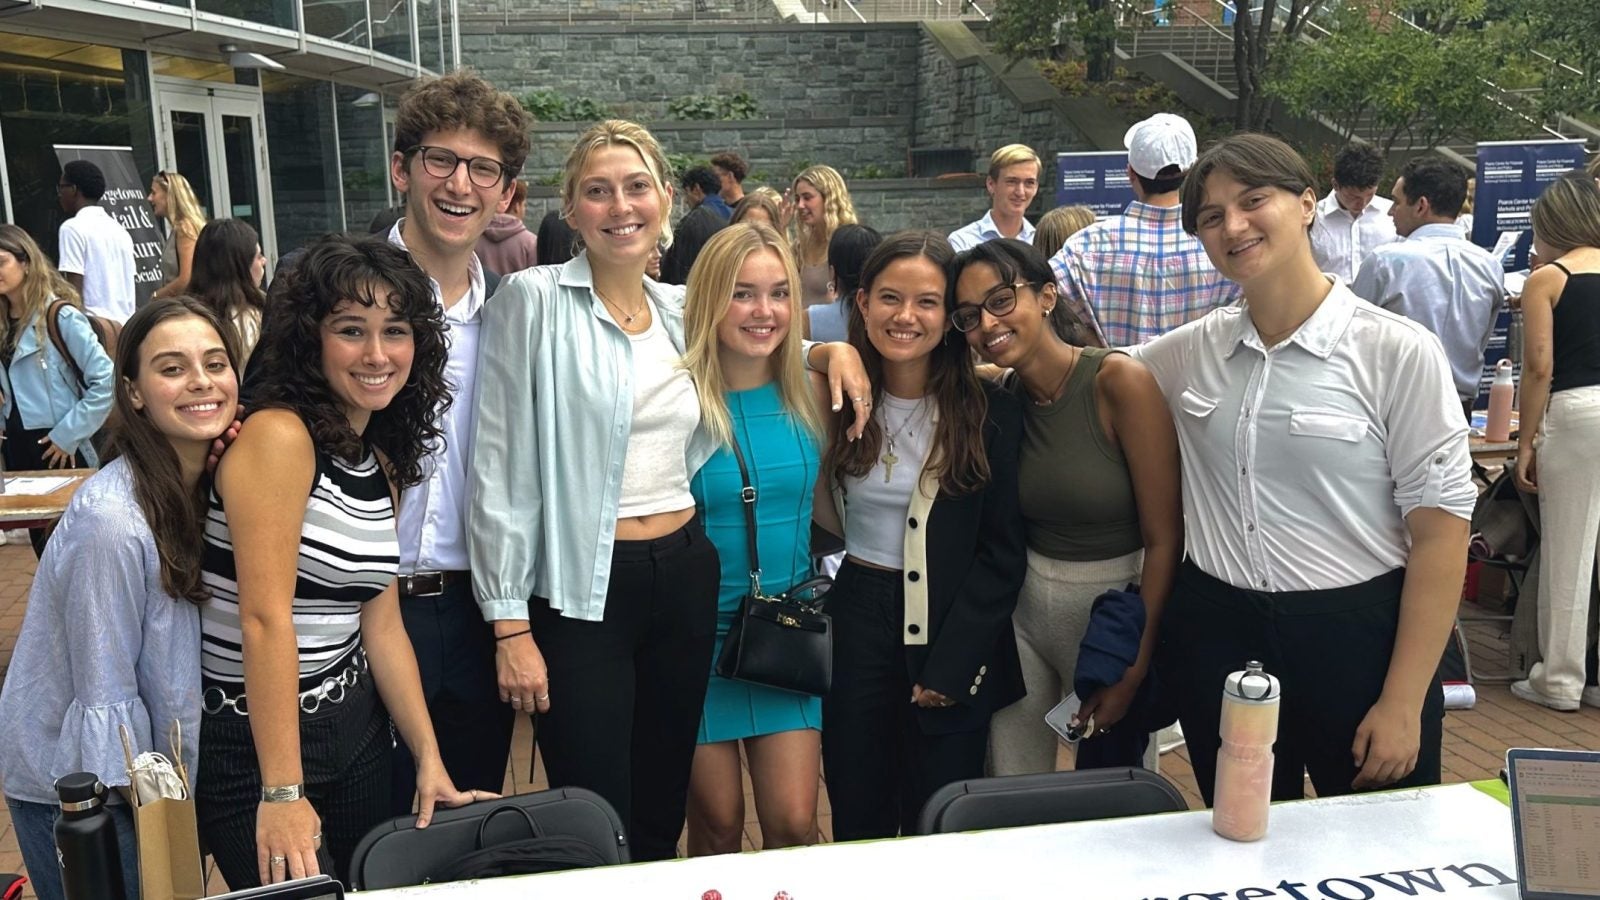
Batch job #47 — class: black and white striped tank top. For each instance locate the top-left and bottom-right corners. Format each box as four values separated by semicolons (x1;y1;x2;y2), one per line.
200;445;399;687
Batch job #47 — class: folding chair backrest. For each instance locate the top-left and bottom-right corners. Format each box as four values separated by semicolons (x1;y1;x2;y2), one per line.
349;787;628;890
917;767;1187;835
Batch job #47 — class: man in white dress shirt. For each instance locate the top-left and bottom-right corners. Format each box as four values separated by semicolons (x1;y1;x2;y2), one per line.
56;160;137;323
947;144;1041;252
1352;155;1506;418
1310;142;1398;284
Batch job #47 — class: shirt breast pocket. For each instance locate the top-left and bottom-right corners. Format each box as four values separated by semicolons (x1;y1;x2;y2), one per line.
1288;409;1368;443
1179;389;1218;420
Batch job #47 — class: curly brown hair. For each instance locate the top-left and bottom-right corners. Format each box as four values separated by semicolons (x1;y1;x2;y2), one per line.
247;234;450;489
394;69;531;181
824;230;992;497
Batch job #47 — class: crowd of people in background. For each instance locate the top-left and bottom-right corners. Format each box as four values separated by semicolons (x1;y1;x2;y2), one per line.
0;62;1597;897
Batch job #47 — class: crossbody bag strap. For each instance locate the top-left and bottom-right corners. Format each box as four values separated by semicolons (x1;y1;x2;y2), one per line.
727;434;764;598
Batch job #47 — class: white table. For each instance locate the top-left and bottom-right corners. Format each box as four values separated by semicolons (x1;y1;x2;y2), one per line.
360;783;1520;900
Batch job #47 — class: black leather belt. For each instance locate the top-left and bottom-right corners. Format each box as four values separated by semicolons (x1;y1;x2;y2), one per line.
399;570;471;598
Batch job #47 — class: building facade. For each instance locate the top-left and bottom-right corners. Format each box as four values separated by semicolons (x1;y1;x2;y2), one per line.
0;0;458;266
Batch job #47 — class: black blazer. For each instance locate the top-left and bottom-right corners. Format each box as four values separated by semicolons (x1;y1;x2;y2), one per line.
837;381;1028;736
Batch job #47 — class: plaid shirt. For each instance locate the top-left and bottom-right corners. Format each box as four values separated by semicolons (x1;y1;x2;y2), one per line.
1049;201;1242;347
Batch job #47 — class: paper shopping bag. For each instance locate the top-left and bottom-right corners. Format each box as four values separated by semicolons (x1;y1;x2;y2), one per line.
120;722;205;900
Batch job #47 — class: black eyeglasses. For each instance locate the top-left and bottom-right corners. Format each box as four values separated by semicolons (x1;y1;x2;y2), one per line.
410;145;509;189
952;281;1030;332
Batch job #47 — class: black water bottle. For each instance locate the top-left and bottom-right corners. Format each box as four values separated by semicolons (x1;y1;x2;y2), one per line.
53;773;127;900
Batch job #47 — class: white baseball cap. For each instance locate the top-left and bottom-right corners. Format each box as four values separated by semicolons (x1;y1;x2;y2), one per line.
1124;113;1198;179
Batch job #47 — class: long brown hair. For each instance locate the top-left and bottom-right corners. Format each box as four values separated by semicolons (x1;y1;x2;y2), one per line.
0;224;81;353
104;298;240;604
824;230;991;497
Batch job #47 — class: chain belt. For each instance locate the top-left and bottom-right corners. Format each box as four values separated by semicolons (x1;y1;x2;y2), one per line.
202;650;369;717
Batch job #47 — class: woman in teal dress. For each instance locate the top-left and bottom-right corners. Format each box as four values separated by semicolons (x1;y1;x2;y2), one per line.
681;223;829;855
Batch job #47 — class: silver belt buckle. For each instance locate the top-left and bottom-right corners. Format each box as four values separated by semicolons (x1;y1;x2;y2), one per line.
403;571;446;597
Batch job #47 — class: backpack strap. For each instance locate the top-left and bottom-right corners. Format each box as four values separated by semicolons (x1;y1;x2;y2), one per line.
44;299;89;391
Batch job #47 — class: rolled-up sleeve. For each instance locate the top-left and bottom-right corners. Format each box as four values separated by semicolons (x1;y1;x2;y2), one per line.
1387;330;1475;521
1049;241;1106;348
470;272;545;620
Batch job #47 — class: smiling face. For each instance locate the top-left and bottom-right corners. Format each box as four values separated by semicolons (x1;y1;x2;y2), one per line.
570;144;670;267
989;161;1041;219
717;247;792;366
954;262;1054;368
126;315;239;453
794;180;824;225
392;127;512;257
320;287;416;433
148;178;169;219
1193;169;1316;286
857;255;948;373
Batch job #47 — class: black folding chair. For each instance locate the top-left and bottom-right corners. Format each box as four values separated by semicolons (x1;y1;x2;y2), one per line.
917;767;1187;836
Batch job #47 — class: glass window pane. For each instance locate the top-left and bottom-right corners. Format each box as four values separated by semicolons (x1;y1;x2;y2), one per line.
305;0;371;48
418;0;442;73
220;114;263;235
0;37;135;264
197;0;297;29
262;74;342;255
371;0;415;63
168;111;217;220
335;85;394;232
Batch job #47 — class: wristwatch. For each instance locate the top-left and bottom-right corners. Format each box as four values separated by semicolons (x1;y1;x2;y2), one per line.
260;784;305;803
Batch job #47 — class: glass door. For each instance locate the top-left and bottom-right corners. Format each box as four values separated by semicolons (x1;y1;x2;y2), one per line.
155;80;277;263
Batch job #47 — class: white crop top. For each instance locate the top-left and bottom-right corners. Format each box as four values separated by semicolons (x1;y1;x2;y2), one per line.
617;305;700;518
843;393;935;569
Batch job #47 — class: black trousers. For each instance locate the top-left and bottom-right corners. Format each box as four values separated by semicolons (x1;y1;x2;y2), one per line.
391;581;515;814
196;660;391;889
530;516;719;862
822;560;989;841
1157;562;1444;806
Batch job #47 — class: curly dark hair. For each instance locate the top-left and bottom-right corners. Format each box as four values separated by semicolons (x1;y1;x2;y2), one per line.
247;234;450;489
394;69;531;181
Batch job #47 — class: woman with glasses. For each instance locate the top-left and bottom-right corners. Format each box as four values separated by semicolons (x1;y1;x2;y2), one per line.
149;171;207;301
817;230;1026;840
950;239;1181;775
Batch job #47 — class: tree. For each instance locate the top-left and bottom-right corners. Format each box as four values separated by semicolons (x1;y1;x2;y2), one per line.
1266;1;1522;158
1483;0;1600;122
1229;0;1322;129
990;0;1118;81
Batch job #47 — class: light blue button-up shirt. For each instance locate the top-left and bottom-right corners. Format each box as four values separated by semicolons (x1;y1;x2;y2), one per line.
469;253;717;623
947;209;1035;253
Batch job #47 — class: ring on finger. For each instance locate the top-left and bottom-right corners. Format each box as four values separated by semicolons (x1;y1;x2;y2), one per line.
270;855;287;866
536;694;550;702
312;832;323;849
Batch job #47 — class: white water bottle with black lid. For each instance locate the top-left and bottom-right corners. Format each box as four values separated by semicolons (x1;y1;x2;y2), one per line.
1213;660;1280;842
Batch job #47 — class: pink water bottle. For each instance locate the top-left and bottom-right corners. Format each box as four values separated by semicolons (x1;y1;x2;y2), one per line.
1485;359;1516;442
1213;660;1280;842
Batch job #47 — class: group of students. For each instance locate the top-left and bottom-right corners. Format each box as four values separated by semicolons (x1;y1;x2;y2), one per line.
0;60;1597;899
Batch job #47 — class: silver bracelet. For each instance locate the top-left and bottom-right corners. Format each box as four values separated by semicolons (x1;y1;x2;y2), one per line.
261;783;305;803
802;340;821;373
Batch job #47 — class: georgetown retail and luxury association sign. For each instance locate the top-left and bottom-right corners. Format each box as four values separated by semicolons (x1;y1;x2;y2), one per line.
53;144;162;309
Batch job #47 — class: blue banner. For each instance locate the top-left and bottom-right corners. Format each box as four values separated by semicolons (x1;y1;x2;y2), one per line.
1054;151;1134;217
1469;139;1585;408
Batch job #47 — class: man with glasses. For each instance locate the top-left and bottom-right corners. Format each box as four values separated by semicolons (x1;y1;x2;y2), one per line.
56;160;136;323
382;70;531;815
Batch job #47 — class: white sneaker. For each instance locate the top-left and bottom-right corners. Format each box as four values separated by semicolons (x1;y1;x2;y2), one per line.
1583;686;1600;709
1511;679;1581;712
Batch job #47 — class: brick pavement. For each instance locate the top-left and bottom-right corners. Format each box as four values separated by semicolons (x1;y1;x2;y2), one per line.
0;541;1595;880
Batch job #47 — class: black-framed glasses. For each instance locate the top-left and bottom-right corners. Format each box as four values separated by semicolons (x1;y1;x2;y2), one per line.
410;145;510;189
952;281;1029;332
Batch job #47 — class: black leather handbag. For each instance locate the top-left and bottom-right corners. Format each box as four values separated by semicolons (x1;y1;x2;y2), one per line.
713;434;833;696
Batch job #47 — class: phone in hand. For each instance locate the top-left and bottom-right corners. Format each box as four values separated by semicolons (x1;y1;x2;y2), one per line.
1045;692;1085;745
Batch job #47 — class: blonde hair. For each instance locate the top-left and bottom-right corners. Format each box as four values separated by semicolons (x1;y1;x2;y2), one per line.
1531;172;1600;255
791;165;857;263
988;143;1042;180
0;223;82;358
681;223;822;448
156;171;207;240
560;119;676;251
1033;206;1096;259
731;186;782;226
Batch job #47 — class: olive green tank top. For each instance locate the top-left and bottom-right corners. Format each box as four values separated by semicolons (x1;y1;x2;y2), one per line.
1008;347;1143;561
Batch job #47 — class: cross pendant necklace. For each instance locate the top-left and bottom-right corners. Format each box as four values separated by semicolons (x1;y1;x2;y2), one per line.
880;398;927;484
882;440;900;483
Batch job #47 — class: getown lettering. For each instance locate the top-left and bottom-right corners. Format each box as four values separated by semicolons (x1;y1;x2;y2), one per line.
1137;861;1515;900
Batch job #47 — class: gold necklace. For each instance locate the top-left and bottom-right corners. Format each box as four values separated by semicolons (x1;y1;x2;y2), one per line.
879;398;930;484
1030;350;1080;407
596;288;648;328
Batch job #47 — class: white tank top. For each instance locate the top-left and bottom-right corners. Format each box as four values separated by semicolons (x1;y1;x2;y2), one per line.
843;393;935;569
617;305;700;518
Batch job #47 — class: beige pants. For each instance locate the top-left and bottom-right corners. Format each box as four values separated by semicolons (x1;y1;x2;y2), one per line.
1529;386;1600;702
988;548;1157;776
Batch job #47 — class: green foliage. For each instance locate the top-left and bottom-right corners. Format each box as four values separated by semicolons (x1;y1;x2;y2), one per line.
990;0;1116;80
1266;1;1525;156
665;152;707;178
843;163;906;180
519;90;612;123
666;92;760;121
1483;0;1600;121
